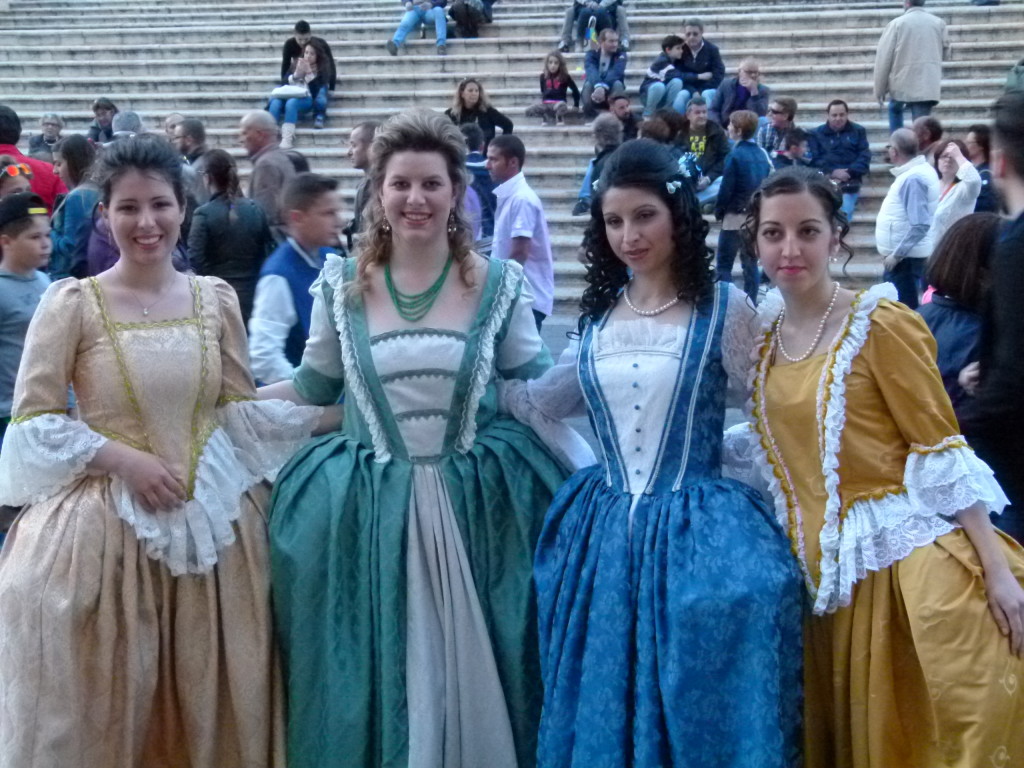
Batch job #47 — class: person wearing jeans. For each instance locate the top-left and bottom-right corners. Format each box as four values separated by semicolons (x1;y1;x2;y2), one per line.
582;28;627;120
888;99;936;133
714;110;773;302
387;0;448;55
673;18;724;113
813;98;872;223
639;35;684;118
267;40;329;147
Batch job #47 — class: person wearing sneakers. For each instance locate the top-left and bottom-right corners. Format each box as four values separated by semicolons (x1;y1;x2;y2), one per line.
280;20;337;130
386;0;449;56
269;39;331;147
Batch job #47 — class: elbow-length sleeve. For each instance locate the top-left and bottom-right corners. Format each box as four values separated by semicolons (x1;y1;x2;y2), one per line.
0;280;107;506
211;278;322;480
865;300;1007;519
495;278;594;470
721;284;758;409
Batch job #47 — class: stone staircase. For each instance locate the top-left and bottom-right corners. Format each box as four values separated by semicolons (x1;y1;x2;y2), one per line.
2;0;1021;316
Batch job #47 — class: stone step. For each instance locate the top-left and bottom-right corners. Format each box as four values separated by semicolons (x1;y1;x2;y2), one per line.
2;15;1015;46
0;75;1003;109
1;1;1001;29
1;59;1011;93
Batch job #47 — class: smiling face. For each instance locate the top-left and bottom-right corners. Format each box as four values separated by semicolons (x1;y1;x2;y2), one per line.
102;169;185;267
601;186;675;281
755;190;838;295
380;151;457;247
461;82;481;109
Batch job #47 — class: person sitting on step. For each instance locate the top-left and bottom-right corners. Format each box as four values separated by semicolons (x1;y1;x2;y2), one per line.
449;0;492;38
386;0;449;56
639;34;684;119
673;17;725;113
756;96;799;157
268;39;331;148
526;51;581;126
444;78;514;147
709;58;770;129
280;20;337;130
582;28;628;120
556;0;630;52
674;96;730;208
772;128;815;170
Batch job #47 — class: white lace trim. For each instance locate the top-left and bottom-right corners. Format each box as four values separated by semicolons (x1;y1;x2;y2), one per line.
218;399;323;482
595;316;685;354
455;260;520;454
906;437;1009;518
322;254;392;463
0;413;108;507
497;379;596;471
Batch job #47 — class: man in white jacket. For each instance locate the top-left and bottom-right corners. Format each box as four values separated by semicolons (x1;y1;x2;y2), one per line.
876;128;939;309
873;0;949;133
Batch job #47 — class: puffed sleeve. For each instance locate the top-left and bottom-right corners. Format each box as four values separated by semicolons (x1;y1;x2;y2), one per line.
866;300;1007;516
209;278;322;479
721;284;758;409
0;280;108;506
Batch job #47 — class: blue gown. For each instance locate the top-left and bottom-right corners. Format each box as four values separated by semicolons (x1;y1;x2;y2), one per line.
533;283;803;767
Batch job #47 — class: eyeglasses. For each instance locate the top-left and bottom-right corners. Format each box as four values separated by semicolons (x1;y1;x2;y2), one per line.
0;163;32;180
767;108;783;115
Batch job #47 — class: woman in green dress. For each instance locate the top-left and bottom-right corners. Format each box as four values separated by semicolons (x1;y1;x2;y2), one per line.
261;110;584;768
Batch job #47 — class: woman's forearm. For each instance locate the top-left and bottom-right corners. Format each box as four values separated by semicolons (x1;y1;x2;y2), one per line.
957;502;1013;577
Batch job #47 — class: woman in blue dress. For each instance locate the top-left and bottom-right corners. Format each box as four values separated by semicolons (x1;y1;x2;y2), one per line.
503;140;803;767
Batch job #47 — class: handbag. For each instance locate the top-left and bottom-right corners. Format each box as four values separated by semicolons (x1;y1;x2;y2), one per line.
270;84;309;99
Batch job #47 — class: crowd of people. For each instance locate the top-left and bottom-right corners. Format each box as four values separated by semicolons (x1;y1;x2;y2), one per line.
0;0;1022;766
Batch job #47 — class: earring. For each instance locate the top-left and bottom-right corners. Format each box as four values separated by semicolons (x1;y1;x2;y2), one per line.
447;211;458;235
381;215;391;235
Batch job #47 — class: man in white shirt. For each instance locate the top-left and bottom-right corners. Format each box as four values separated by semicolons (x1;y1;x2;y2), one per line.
486;134;555;329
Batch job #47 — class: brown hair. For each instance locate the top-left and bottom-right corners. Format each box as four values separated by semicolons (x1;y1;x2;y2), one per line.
729;110;760;141
449;78;491;122
933;138;969;176
542;51;571;83
354;110;474;294
926;212;1000;311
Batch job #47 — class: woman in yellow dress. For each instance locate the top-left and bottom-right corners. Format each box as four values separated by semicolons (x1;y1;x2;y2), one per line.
726;166;1024;768
0;135;331;767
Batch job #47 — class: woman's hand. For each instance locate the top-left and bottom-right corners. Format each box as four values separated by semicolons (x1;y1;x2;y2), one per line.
116;448;187;513
294;58;311;78
958;361;981;396
986;567;1024;657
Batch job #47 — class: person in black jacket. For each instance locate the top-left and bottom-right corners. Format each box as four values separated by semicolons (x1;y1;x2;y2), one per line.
526;51;581;125
187;148;274;325
674;96;729;207
812;99;872;223
27;114;62;162
639;35;684;119
709;59;770;128
959;91;1024;542
444;78;514;146
279;20;337;129
966;123;1001;213
86;98;117;144
673;18;726;113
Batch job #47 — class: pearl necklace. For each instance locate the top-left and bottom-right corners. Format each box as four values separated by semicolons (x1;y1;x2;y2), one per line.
775;282;840;363
622;282;680;317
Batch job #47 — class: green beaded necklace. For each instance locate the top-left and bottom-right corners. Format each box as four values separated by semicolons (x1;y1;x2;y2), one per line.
385;254;454;322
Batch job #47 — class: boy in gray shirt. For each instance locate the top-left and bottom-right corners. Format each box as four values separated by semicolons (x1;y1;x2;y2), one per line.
0;192;52;445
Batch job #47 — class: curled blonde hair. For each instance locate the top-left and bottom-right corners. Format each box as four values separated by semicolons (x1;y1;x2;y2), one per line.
354;109;475;294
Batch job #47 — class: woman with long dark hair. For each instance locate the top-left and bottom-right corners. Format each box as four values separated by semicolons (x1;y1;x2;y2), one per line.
268;39;330;148
49;134;99;279
731;166;1024;767
187;148;274;324
505;139;803;767
0;134;330;766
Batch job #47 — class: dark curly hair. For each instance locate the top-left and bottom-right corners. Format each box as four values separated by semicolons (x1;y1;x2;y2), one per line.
741;165;853;269
577;139;712;332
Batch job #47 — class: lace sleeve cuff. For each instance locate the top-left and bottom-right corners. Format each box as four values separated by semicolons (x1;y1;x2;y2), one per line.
217;399;323;480
498;379;596;472
0;413;108;506
905;435;1009;518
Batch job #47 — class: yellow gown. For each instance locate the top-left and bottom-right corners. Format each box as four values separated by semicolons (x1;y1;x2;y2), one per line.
738;284;1024;768
0;277;320;767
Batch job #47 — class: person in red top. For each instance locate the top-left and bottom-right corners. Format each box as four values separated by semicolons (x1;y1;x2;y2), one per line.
0;106;67;211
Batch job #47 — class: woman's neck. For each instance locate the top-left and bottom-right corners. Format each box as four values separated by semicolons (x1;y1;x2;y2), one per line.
389;239;451;279
627;271;678;307
115;257;178;291
780;279;836;325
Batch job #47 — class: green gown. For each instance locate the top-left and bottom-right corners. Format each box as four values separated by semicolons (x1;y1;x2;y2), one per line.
269;255;568;768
